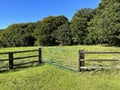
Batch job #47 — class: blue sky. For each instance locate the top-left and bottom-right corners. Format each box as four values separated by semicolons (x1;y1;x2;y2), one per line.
0;0;101;29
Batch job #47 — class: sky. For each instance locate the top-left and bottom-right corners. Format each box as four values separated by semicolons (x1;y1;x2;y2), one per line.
0;0;101;29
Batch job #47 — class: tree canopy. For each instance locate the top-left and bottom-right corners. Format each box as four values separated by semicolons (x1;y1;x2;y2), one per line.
87;0;120;46
70;8;94;44
34;15;69;46
0;23;36;47
0;0;120;47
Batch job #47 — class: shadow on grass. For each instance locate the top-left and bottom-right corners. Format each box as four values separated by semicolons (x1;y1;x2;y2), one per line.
43;60;78;72
0;60;78;73
0;63;45;73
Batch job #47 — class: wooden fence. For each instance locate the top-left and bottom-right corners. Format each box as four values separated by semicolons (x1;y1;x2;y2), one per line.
1;48;120;72
79;50;120;72
0;48;42;70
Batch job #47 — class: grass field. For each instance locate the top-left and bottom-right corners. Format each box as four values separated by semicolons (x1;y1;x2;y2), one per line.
0;45;120;90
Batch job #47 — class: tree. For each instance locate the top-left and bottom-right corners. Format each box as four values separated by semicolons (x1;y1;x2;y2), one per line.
87;0;120;46
53;22;72;45
0;30;3;47
1;23;36;47
72;8;94;21
34;15;69;46
70;8;94;44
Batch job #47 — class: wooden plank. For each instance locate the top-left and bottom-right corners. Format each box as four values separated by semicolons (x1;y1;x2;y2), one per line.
80;66;120;69
79;50;85;72
14;60;38;66
0;49;38;55
0;52;9;54
39;48;42;64
12;49;38;54
86;59;120;62
14;55;39;60
0;59;9;62
9;52;13;69
85;52;120;54
0;65;9;69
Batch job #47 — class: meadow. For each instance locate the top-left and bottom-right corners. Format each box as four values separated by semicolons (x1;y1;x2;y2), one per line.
0;45;120;90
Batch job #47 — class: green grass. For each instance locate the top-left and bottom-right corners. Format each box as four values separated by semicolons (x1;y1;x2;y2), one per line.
0;45;120;90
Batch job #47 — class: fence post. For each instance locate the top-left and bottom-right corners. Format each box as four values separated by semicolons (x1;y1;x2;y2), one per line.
79;50;85;72
9;52;13;69
39;48;42;64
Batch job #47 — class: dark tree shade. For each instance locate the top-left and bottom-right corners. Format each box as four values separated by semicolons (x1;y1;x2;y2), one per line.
53;22;72;45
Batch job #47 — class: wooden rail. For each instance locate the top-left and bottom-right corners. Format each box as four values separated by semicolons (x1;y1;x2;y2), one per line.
79;50;120;72
86;59;120;62
0;49;38;54
0;48;42;70
85;52;120;54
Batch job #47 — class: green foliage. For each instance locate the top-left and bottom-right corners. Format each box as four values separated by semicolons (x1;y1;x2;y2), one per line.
34;15;69;46
53;22;72;45
1;23;36;47
0;30;3;47
70;18;88;44
70;8;93;44
72;8;94;21
0;15;69;47
87;0;120;46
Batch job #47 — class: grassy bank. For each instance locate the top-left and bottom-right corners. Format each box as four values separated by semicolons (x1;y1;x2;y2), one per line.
0;64;120;90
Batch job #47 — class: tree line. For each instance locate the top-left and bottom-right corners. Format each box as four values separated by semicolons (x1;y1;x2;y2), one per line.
0;0;120;47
